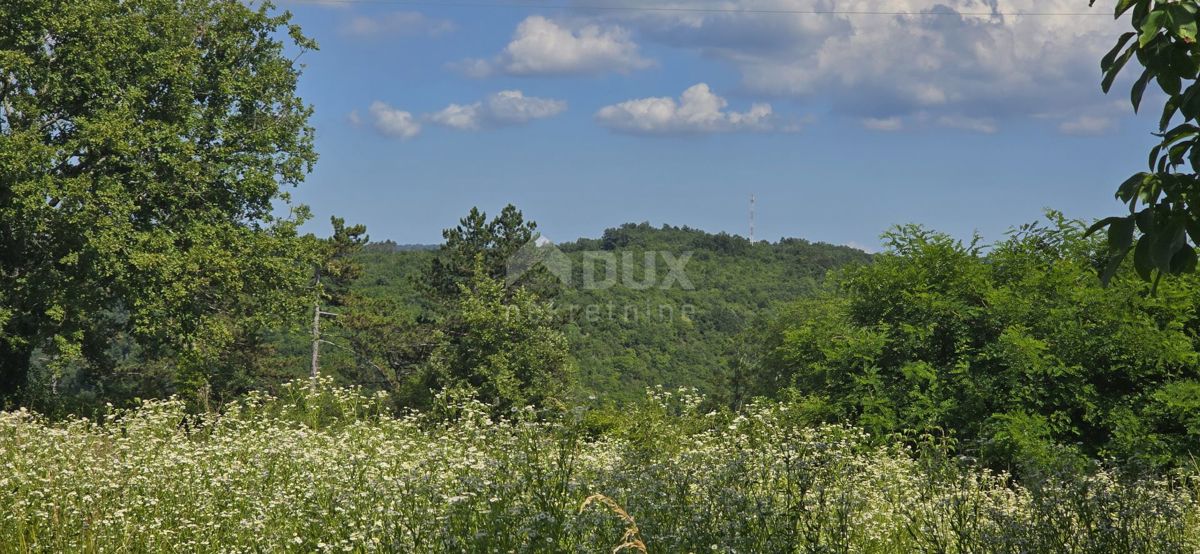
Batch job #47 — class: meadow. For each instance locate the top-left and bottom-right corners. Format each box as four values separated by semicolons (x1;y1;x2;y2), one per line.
2;379;1197;553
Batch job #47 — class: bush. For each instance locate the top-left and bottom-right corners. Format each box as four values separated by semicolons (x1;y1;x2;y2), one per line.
755;214;1200;472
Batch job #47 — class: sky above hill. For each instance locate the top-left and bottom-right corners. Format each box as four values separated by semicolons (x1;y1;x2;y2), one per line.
279;0;1156;251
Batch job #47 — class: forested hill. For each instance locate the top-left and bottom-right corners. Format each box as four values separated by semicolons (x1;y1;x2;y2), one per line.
352;223;870;403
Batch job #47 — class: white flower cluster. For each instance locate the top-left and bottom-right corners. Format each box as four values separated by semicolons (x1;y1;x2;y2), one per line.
0;382;1196;552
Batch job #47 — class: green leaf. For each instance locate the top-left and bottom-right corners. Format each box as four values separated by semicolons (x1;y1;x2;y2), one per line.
1160;96;1179;131
1158;73;1182;96
1086;216;1126;237
1163;123;1200;143
1180;83;1200;119
1133;0;1151;24
1102;46;1136;93
1136;208;1156;234
1100;247;1131;286
1116;173;1150;203
1169;243;1198;273
1151;221;1188;272
1132;68;1154;112
1169;46;1197;76
1188;220;1200;244
1133;235;1155;281
1167;3;1198;43
1169;141;1191;167
1140;9;1166;47
1115;0;1138;17
1179;20;1199;43
1107;216;1137;251
1102;32;1137;70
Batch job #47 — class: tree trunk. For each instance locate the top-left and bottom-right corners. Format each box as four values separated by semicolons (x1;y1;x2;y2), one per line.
310;299;321;379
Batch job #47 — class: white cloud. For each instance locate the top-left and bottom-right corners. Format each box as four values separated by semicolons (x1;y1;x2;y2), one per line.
287;0;350;9
430;90;567;130
595;83;778;135
591;0;1125;130
455;16;653;77
360;91;566;140
368;101;421;139
1059;115;1115;135
341;11;455;38
430;104;479;131
936;115;997;134
449;58;494;79
862;117;903;131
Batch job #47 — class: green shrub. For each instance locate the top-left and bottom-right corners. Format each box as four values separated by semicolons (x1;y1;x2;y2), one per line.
756;214;1200;472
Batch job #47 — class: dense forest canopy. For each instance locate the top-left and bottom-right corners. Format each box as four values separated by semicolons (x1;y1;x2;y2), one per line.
330;222;869;404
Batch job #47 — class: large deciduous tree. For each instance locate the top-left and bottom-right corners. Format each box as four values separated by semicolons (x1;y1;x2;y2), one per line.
0;0;318;403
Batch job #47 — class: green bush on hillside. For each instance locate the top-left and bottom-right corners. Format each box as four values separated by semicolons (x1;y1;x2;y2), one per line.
756;214;1200;472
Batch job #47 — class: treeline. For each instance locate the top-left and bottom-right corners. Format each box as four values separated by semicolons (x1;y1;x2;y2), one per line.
9;195;1200;474
324;218;869;404
319;208;1200;473
270;208;869;408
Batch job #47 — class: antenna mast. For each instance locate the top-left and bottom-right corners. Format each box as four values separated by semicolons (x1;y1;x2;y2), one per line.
749;194;756;242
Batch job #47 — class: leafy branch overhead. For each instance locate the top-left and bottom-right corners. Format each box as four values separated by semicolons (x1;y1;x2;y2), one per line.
1090;0;1200;288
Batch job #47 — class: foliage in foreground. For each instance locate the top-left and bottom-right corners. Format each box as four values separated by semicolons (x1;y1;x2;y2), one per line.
0;0;319;404
2;380;1197;553
753;215;1200;473
1090;0;1200;285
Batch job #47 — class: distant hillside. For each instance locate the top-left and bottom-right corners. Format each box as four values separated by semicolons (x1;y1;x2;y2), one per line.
362;240;439;253
352;223;870;402
555;223;870;402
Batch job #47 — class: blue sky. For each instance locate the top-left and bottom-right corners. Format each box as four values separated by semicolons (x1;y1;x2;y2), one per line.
278;0;1155;251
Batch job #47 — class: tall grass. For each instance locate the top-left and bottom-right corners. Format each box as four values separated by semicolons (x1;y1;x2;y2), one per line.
1;379;1196;553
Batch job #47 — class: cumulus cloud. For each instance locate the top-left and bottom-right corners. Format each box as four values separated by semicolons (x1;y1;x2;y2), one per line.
589;0;1125;131
430;90;567;130
1058;115;1116;135
935;115;998;134
862;117;904;131
292;0;350;9
454;16;653;77
359;91;566;140
595;83;777;135
341;11;456;38
368;101;421;139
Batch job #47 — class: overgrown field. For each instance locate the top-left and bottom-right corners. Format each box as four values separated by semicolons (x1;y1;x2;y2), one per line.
2;380;1198;553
